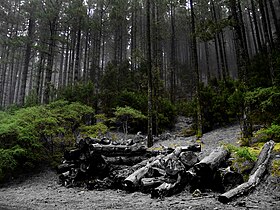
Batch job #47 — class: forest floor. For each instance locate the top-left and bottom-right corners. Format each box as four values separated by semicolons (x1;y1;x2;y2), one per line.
0;124;280;210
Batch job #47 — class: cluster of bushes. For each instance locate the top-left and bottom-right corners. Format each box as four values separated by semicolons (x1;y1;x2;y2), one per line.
0;100;94;182
177;79;240;133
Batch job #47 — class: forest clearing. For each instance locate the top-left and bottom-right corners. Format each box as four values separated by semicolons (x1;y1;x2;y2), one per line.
0;124;279;210
1;0;280;209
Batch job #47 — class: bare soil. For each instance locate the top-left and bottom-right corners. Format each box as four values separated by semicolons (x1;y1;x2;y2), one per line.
0;125;279;210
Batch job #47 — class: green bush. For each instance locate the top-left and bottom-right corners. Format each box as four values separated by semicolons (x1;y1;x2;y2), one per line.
113;106;147;135
80;122;108;138
245;86;280;125
0;100;94;182
57;81;96;106
255;124;280;142
225;144;257;162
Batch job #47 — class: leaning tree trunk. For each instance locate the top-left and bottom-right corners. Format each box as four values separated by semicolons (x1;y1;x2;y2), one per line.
218;140;275;203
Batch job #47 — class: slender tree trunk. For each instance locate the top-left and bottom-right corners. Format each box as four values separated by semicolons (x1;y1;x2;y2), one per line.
170;1;176;103
74;22;82;83
268;0;280;40
263;0;274;48
43;19;57;104
230;0;252;139
204;42;211;83
19;15;35;105
190;0;202;138
147;0;153;147
251;0;262;51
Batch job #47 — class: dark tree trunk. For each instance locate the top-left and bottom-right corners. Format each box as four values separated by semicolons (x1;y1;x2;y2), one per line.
190;0;202;137
147;0;153;147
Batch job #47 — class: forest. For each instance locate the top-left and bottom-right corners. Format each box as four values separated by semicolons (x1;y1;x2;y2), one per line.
0;0;280;206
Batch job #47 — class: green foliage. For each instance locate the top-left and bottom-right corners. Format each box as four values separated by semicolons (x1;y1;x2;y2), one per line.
271;160;280;177
114;106;146;120
255;124;280;143
57;81;96;106
245;86;280;125
0;146;26;181
198;79;238;132
156;97;176;131
0;100;94;182
114;106;146;135
225;144;257;162
80;122;108;138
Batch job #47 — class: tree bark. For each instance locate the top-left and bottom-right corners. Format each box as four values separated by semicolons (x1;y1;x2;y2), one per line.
190;0;202;138
147;0;153;147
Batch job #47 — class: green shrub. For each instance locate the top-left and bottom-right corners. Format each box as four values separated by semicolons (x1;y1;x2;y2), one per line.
80;122;108;138
225;144;257;162
57;81;96;106
0;100;94;182
113;106;147;135
0;146;27;181
255;124;280;142
245;86;280;125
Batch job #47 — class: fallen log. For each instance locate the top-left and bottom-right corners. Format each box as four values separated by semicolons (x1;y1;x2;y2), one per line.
123;147;184;191
186;146;229;190
214;167;244;192
151;172;187;198
194;146;229;175
179;151;199;169
89;144;147;156
140;177;166;193
218;140;275;203
104;156;148;166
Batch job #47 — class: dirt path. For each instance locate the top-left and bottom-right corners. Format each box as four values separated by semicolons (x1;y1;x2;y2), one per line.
0;125;279;210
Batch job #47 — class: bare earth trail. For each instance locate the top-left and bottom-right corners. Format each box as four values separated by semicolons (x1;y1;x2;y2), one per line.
0;125;279;210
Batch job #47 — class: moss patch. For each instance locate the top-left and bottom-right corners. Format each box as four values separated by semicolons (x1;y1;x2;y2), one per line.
271;160;280;177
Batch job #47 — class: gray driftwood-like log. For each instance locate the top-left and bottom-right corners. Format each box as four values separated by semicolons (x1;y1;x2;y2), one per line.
151;173;187;198
104;156;147;166
140;177;166;193
186;146;229;190
179;151;199;169
218;140;275;203
89;144;147;156
123;147;184;191
194;146;229;175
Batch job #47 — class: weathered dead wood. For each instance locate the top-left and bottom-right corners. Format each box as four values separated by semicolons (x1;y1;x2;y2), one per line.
140;177;166;193
89;144;147;156
123;147;184;191
185;146;229;190
151;173;187;198
57;163;77;174
104;156;148;166
218;140;275;203
194;146;229;175
179;151;199;169
214;167;244;192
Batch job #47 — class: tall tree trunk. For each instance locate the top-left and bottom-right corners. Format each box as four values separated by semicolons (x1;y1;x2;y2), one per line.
263;0;274;48
230;0;252;139
170;1;176;103
204;42;211;83
258;0;272;50
43;19;57;104
268;0;280;40
19;15;35;106
147;0;153;147
74;23;82;83
251;0;262;51
190;0;202;138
